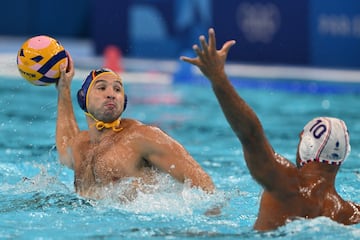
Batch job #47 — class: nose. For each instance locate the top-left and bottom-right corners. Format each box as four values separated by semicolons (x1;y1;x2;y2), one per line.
106;89;115;99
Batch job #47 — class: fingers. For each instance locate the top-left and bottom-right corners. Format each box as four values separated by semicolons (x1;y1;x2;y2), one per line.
221;40;236;55
198;28;219;56
60;62;67;73
179;28;235;65
65;51;74;73
208;28;216;51
199;35;209;55
179;55;197;65
182;28;216;60
179;43;201;65
191;43;202;57
57;51;75;90
57;62;66;89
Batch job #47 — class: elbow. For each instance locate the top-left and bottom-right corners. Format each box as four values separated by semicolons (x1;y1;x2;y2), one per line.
199;177;215;194
58;155;74;169
57;146;74;169
189;174;215;194
56;139;75;169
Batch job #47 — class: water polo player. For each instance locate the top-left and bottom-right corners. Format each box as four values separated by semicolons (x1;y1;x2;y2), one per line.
181;28;360;231
55;53;214;199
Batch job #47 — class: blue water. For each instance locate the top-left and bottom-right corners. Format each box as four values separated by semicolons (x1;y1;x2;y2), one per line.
1;76;360;239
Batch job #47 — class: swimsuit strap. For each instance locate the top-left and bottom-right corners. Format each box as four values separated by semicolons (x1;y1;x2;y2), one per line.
85;112;123;132
95;119;123;132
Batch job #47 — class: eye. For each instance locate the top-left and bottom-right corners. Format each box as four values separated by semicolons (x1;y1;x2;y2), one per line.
97;85;106;91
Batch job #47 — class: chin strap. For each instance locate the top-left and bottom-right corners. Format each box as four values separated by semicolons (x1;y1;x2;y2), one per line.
85;112;123;132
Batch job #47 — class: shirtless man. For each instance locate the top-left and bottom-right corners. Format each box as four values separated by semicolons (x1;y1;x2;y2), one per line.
181;28;360;231
56;53;214;199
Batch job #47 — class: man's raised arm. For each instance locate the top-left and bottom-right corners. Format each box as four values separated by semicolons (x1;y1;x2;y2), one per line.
180;28;297;192
55;53;79;169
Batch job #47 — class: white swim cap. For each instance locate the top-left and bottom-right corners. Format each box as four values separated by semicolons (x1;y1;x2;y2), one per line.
299;117;351;167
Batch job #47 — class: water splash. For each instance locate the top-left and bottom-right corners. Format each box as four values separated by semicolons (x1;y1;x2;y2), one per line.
90;172;230;217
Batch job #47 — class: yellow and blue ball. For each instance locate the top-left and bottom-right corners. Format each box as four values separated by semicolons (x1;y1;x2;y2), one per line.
17;35;68;86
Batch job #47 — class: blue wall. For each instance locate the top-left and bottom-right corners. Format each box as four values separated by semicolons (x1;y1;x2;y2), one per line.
2;0;360;69
2;0;90;37
213;0;309;65
310;0;360;68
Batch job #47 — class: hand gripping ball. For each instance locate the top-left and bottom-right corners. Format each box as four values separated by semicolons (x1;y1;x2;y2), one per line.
17;35;68;86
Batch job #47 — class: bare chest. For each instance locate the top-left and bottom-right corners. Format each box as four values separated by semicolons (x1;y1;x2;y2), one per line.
74;138;147;190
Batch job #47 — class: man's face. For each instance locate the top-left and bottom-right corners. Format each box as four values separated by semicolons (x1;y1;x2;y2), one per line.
87;73;125;123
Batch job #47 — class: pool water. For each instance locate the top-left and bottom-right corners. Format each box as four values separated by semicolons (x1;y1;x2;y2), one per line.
1;76;360;239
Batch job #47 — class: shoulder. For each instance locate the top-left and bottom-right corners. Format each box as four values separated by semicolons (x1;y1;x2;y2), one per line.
121;118;143;128
322;198;360;224
122;118;174;142
122;118;164;133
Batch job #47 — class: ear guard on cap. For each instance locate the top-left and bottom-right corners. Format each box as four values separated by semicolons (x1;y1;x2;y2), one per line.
77;88;87;111
123;94;128;110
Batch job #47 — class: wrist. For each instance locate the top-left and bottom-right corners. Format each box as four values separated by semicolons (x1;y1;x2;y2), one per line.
208;71;228;85
57;84;71;98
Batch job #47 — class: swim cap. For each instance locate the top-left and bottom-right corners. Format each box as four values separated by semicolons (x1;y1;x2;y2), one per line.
77;68;127;113
299;117;351;167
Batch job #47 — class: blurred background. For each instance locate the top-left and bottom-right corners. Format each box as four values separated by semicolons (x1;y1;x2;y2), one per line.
2;0;360;71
